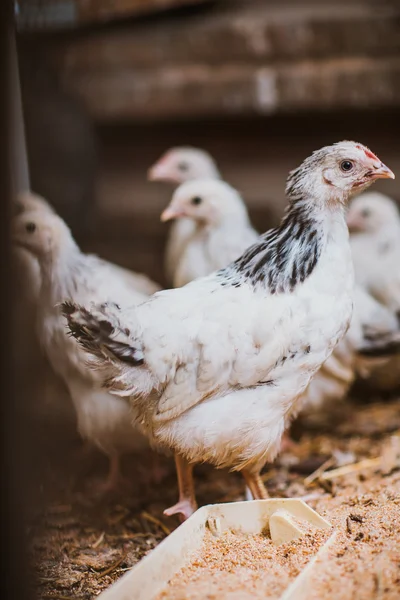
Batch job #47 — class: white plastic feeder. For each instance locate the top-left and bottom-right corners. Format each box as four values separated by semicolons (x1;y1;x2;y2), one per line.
97;498;337;600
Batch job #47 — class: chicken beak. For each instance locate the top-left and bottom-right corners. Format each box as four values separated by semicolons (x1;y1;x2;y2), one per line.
148;163;174;182
160;206;184;222
371;162;395;180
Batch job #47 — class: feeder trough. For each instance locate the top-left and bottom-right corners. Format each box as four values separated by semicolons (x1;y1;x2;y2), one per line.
97;498;337;600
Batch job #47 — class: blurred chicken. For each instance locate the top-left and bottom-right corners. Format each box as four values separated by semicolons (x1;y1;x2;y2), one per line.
348;192;400;312
346;192;400;390
148;146;221;285
12;209;156;493
12;192;76;430
161;179;259;288
298;285;400;425
64;141;394;519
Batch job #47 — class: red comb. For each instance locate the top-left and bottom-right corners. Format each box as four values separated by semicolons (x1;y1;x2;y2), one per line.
356;144;378;161
364;149;378;161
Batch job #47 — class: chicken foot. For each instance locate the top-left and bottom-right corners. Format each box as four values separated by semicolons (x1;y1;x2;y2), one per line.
164;454;197;521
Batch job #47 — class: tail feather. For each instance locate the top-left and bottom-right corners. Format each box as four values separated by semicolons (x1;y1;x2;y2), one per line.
61;300;156;397
62;300;142;363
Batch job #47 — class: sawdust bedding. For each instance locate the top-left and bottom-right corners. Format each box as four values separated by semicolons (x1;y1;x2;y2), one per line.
156;527;331;600
26;399;400;600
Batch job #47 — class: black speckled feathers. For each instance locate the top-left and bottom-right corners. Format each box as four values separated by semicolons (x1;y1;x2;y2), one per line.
62;300;144;366
219;201;322;294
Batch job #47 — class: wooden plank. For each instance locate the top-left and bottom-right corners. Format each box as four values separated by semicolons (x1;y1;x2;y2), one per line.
58;56;400;122
48;2;400;70
29;0;400;121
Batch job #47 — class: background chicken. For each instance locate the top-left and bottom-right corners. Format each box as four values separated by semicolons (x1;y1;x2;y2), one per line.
64;141;394;519
148;146;221;286
12;192;75;432
347;191;400;391
298;285;400;426
12;207;159;494
160;179;259;287
348;191;400;313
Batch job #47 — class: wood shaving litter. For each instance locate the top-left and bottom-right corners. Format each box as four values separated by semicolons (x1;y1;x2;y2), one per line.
27;398;400;599
306;475;400;600
156;526;330;600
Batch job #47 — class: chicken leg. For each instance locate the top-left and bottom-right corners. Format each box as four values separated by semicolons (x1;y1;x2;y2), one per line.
242;469;269;500
89;453;132;496
91;453;124;494
164;454;197;521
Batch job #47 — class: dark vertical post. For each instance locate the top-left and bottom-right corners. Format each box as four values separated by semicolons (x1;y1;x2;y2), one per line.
10;15;30;195
1;3;33;599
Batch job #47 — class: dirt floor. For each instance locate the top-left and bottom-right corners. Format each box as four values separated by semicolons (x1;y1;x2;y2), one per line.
26;397;400;600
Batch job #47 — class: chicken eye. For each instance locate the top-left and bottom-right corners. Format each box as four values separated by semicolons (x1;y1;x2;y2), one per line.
178;161;189;172
361;208;370;218
191;196;202;206
340;160;354;172
26;222;36;233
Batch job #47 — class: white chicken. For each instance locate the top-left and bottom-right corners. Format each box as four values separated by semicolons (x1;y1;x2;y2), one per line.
64;141;394;519
346;191;400;390
148;146;221;286
12;192;77;428
12;209;156;492
348;191;400;313
160;179;259;288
